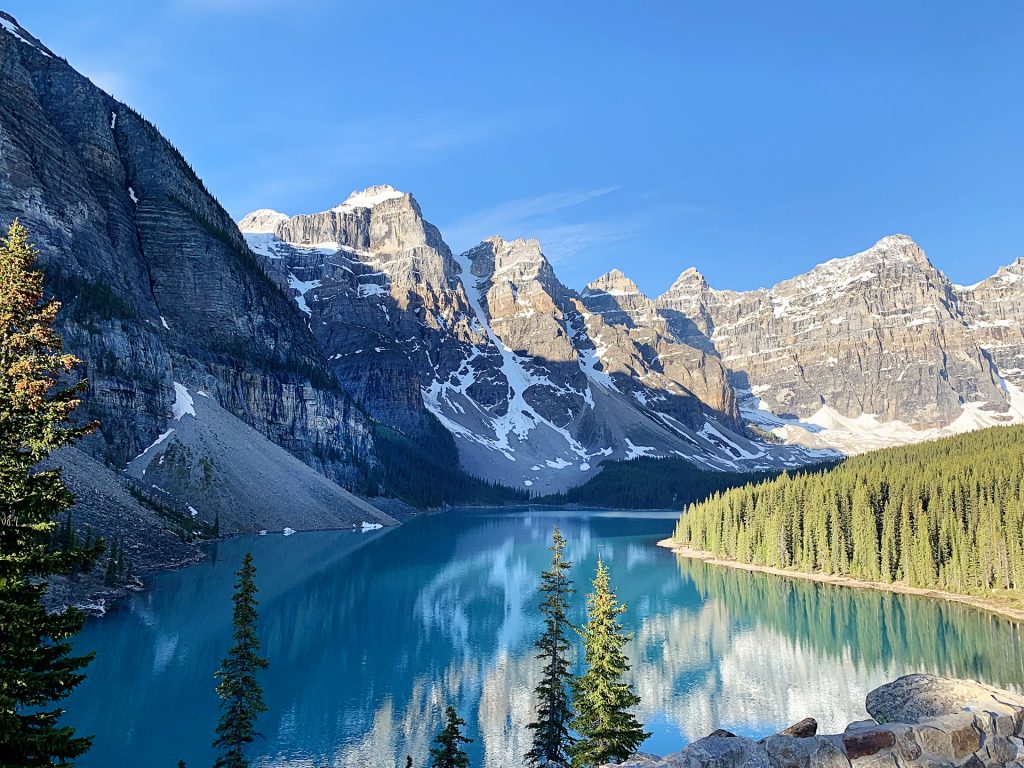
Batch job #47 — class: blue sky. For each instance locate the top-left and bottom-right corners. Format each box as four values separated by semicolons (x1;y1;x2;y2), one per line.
8;1;1024;293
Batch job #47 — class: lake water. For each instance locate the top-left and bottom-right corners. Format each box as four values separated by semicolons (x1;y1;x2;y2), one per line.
64;507;1024;767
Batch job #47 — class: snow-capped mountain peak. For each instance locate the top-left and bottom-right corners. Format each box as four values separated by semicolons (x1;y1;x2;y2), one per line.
237;208;289;234
331;184;406;213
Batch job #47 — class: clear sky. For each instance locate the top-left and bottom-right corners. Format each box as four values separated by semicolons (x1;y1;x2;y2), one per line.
7;1;1024;294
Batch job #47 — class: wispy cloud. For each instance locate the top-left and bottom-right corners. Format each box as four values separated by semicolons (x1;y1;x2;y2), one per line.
221;116;505;215
529;222;633;264
441;186;620;255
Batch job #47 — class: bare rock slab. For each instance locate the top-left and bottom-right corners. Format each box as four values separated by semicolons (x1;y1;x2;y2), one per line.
866;674;1024;726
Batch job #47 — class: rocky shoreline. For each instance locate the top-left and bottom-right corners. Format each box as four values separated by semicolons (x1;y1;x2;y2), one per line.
658;540;1024;623
610;675;1024;768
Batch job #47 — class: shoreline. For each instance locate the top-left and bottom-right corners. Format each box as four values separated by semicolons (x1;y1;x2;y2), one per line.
657;538;1024;624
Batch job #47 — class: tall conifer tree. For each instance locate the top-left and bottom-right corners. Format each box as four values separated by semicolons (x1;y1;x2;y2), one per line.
213;552;269;768
429;706;472;768
526;527;575;767
569;559;649;767
0;220;100;766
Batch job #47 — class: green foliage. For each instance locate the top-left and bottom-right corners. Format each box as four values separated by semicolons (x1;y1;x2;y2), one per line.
569;560;649;767
526;528;576;767
44;269;136;324
672;425;1024;598
370;418;529;508
538;457;818;510
124;480;214;542
0;220;101;766
429;706;472;768
213;553;269;768
102;534;131;586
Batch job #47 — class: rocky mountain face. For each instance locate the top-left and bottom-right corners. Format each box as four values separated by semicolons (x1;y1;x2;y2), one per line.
242;199;823;494
657;235;1024;453
6;11;1024;518
0;14;392;557
238;190;1024;491
955;258;1024;390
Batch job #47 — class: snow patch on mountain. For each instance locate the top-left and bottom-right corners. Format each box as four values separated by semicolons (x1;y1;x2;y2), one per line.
238;209;288;234
172;383;196;421
332;185;405;213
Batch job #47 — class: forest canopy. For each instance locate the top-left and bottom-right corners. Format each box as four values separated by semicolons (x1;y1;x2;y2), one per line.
672;426;1024;599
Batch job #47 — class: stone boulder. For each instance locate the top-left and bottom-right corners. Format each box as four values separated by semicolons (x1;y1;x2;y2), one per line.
866;674;1024;726
780;718;819;738
681;735;773;768
760;734;849;768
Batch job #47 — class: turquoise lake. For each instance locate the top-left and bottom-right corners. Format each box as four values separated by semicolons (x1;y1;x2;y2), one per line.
64;508;1024;767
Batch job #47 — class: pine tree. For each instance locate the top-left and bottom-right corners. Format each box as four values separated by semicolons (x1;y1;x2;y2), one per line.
526;527;576;767
213;552;269;768
0;220;100;766
429;706;472;768
569;559;649;767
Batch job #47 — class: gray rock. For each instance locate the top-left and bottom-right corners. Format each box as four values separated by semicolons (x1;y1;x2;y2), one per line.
659;236;1024;453
780;718;819;738
0;18;376;514
683;736;773;768
761;735;849;768
985;736;1020;763
866;675;1024;725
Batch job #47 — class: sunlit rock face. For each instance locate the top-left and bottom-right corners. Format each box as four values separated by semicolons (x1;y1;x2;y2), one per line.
659;235;1024;453
242;204;824;493
955;257;1024;390
580;269;740;428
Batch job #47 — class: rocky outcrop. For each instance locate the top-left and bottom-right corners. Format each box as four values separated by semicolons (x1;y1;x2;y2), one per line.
955;258;1024;391
658;236;1024;454
242;203;827;492
0;13;391;575
866;675;1024;729
580;268;739;426
611;675;1024;768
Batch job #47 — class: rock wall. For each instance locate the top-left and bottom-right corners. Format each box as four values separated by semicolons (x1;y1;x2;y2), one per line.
658;236;1024;446
0;16;374;489
614;675;1024;768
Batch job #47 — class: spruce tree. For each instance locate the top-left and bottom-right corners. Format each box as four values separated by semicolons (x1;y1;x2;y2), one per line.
0;220;100;766
526;527;575;767
213;552;269;768
429;706;472;768
569;559;649;767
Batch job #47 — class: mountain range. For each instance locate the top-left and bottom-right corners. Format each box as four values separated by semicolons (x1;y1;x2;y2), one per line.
2;12;1023;546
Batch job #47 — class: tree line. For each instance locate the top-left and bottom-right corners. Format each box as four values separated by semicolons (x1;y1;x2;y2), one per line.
673;424;1024;596
536;456;833;510
0;221;649;767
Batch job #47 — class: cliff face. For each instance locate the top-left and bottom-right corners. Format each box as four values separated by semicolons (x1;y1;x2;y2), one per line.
955;257;1024;391
0;16;373;494
244;199;825;493
7;11;1024;507
243;187;485;436
580;269;739;428
657;235;1024;452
